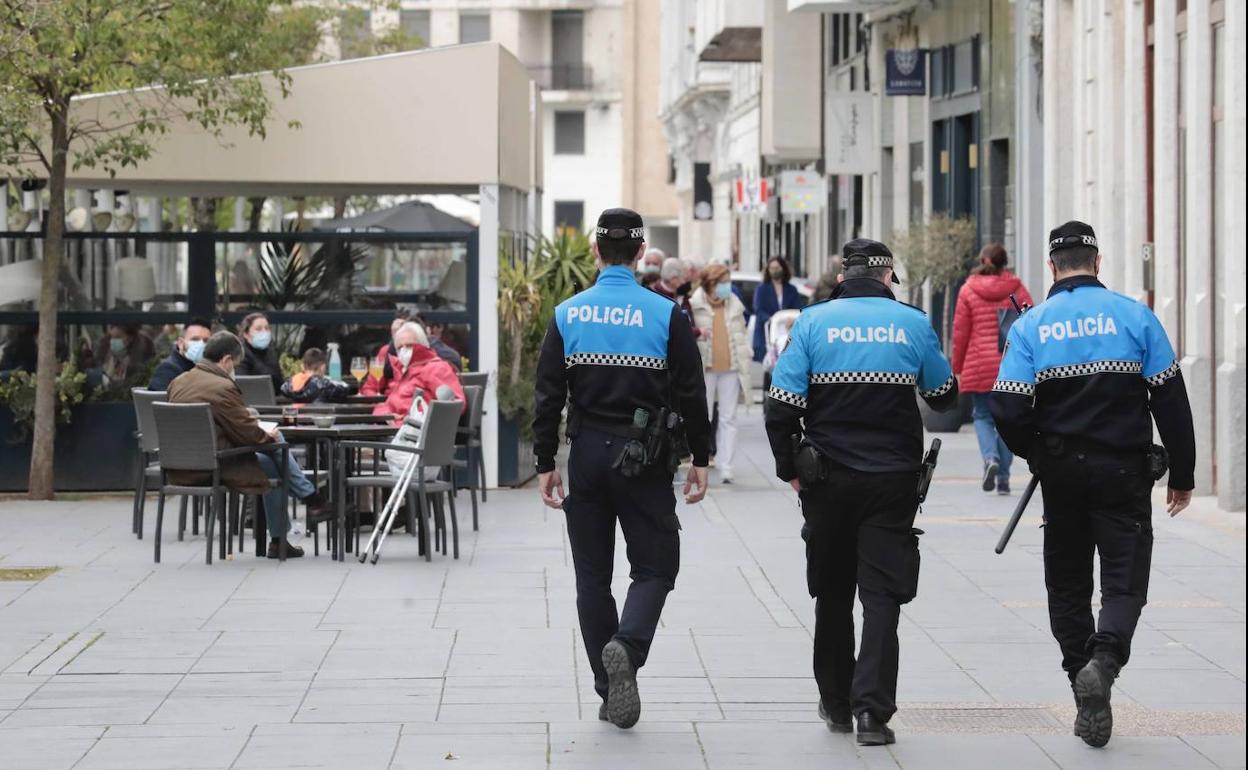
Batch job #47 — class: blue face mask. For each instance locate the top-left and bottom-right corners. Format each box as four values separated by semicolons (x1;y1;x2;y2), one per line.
109;337;126;355
185;339;206;364
250;330;272;350
714;282;733;300
641;263;660;274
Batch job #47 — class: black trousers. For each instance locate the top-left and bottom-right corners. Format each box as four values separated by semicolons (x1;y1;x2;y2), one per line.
565;428;681;701
800;468;920;722
1037;449;1153;682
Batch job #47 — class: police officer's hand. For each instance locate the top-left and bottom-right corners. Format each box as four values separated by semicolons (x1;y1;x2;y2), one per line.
683;465;709;504
1166;487;1192;516
539;470;565;509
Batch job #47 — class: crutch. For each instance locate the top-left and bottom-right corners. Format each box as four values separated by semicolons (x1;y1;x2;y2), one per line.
359;441;419;563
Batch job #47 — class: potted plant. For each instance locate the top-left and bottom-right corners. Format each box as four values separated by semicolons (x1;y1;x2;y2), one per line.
892;214;977;432
494;230;595;485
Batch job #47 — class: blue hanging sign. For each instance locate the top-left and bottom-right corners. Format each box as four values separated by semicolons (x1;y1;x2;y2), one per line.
885;48;927;96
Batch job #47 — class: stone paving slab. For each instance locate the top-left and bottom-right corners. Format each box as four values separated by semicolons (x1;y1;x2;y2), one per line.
0;413;1243;769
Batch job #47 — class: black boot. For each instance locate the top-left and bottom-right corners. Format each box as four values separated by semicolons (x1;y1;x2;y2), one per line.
818;701;852;734
1074;655;1119;748
601;640;640;729
855;713;896;746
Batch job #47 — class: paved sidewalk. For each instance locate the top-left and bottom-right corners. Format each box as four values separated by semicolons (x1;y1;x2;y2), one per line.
0;412;1243;769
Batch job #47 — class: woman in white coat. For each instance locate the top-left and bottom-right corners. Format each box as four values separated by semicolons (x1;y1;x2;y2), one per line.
690;263;753;483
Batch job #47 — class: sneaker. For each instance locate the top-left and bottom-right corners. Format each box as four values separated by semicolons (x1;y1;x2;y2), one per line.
721;474;734;485
601;640;641;729
997;480;1011;495
982;461;1000;492
818;701;852;734
1073;657;1118;748
266;539;305;559
855;713;896;746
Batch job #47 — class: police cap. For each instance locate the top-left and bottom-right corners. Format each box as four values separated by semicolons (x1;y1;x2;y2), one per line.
1048;220;1098;254
842;238;900;284
596;208;646;242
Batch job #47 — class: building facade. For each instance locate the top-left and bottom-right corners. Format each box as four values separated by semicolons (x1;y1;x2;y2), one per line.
363;0;677;244
1043;0;1245;509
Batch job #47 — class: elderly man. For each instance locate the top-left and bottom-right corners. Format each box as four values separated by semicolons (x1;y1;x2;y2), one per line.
637;248;665;280
167;331;328;559
148;318;212;391
362;321;465;424
652;257;699;336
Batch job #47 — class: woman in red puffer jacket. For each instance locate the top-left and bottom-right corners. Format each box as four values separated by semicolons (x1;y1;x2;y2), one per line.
952;243;1035;495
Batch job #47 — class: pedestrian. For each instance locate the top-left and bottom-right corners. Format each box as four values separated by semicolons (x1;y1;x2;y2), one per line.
235;312;283;392
990;221;1195;749
637;247;664;280
689;263;752;484
951;243;1035;494
764;238;959;747
533;208;711;730
652;257;699;334
751;256;803;364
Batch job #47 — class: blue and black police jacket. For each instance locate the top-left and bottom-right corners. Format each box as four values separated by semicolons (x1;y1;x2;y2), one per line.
532;265;711;473
764;278;959;479
989;274;1196;490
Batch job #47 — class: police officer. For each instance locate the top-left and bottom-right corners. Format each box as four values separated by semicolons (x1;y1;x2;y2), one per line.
533;208;711;729
764;239;958;746
990;221;1195;749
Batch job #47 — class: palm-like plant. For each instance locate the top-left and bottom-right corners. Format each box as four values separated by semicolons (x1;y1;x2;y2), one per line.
497;252;543;387
531;230;595;318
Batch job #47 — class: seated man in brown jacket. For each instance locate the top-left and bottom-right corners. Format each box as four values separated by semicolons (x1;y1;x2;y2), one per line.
167;331;327;559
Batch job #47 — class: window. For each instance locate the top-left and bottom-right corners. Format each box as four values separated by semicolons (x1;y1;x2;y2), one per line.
459;13;490;44
554;111;585;154
554;202;584;236
400;10;430;48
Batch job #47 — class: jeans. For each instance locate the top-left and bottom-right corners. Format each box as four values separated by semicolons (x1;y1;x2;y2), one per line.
704;371;740;477
255;437;316;538
971;393;1012;483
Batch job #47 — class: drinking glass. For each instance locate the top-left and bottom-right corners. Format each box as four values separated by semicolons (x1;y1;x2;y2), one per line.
350;356;368;384
368;353;386;382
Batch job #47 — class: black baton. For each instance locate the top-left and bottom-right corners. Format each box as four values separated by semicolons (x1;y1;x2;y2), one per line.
995;475;1040;554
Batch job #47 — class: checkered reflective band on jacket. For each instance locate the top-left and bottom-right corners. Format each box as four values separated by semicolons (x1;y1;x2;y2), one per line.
764;278;958;475
988;274;1196;491
531;265;711;474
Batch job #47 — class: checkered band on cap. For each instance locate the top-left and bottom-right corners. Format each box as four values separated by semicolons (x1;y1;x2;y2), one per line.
810;371;916;386
1144;359;1181;387
596;226;645;239
1036;359;1142;383
565;352;666;370
992;379;1035;396
767;386;807;409
920;374;957;399
845;253;894;269
1049;234;1097;250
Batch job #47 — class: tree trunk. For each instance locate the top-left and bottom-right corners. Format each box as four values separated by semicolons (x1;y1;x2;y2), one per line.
192;197;218;231
333;196;347;219
247;197;266;231
27;108;70;500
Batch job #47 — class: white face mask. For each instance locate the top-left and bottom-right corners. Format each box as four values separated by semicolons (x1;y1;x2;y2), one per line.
397;346;414;367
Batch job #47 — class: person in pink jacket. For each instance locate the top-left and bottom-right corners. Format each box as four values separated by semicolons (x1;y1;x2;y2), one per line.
951;243;1035;494
361;322;465;425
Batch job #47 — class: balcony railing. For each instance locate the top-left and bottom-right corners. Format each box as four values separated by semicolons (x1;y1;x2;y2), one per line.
528;63;594;91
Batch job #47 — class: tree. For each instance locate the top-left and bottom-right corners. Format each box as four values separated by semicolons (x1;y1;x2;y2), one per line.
0;1;305;499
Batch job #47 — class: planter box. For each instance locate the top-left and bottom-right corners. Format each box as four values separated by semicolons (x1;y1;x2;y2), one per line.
496;413;536;488
0;401;140;492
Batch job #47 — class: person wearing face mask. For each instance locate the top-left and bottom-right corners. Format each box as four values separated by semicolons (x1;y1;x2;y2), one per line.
636;248;665;281
362;321;465;425
235;312;283;392
167;331;332;559
751;257;803;365
92;323;156;393
689;263;753;484
148;318;213;391
651;257;700;338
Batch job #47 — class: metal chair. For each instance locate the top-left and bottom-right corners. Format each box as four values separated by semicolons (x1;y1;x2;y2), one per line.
460;371;489;390
341;399;463;562
150;402;286;564
130;388;164;539
453;385;485;530
235;375;276;406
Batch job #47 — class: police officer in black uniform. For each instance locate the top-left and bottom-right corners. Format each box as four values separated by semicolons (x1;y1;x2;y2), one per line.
991;221;1196;749
764;239;959;746
533;208;711;729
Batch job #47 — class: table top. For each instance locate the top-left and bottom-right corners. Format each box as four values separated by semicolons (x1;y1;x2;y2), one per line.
280;423;397;440
274;393;385;406
280;414;393;426
256;403;378;415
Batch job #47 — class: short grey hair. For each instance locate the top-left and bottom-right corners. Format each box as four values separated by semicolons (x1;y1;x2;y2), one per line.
643;248;666;263
394;321;429;348
660;257;684;282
